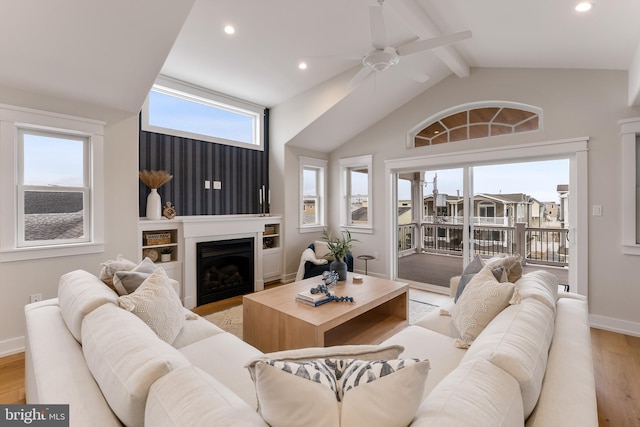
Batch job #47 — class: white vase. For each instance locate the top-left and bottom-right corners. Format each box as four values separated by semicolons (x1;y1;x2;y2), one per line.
146;188;162;220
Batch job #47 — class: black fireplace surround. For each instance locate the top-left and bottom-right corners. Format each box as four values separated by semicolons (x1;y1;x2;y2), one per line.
197;238;254;306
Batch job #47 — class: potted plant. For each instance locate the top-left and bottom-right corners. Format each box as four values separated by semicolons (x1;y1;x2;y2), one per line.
322;229;358;281
160;247;173;262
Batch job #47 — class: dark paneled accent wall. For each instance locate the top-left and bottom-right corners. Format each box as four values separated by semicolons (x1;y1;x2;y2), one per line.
139;110;269;217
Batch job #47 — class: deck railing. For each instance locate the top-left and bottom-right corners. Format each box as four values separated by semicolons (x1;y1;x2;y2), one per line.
398;221;568;266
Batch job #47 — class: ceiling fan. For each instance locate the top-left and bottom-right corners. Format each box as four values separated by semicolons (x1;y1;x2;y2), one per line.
348;0;471;88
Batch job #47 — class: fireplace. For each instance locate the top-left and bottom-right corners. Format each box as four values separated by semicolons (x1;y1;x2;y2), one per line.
197;238;254;306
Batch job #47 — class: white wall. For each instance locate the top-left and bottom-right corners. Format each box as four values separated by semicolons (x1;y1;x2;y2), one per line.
0;86;139;356
283;67;640;335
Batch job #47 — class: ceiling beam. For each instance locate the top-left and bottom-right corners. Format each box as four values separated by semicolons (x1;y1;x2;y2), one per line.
386;0;470;78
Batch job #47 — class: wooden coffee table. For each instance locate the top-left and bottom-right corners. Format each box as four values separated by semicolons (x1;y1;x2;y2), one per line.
243;273;408;352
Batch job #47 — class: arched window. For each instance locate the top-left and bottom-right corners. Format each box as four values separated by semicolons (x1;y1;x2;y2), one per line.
410;102;541;148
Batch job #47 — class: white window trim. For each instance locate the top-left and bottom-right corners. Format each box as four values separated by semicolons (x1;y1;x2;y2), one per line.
142;75;264;151
340;154;373;234
0;104;104;262
299;157;327;233
620;117;640;255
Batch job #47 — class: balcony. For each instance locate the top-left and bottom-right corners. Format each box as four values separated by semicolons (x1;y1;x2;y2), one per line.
397;221;569;289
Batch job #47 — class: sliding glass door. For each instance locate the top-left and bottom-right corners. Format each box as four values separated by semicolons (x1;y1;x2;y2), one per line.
395;158;571;293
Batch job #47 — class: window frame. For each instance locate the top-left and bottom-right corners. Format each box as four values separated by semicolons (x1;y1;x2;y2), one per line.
0;103;104;262
340;155;373;233
141;75;264;151
17;128;91;247
299;157;327;232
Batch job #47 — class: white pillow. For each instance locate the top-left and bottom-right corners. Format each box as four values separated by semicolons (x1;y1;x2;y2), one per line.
251;358;429;427
118;267;185;344
99;254;138;285
314;240;333;260
452;264;518;348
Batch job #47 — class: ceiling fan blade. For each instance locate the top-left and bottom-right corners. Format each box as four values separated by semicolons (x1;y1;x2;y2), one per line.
396;65;429;83
369;4;387;50
396;30;472;57
347;65;373;90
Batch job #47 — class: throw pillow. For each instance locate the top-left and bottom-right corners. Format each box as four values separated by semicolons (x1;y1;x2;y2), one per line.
99;254;137;286
118;267;185;344
251;358;429;427
485;254;523;283
314;240;333;261
112;257;159;295
451;265;518;348
454;255;484;302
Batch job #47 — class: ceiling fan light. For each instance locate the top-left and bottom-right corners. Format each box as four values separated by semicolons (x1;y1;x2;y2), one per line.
363;49;399;72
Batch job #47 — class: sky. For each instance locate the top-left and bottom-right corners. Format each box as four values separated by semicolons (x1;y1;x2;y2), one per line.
23;134;84;186
397;159;569;203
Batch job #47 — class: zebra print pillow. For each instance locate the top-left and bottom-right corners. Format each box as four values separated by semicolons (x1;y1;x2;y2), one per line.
252;358;430;427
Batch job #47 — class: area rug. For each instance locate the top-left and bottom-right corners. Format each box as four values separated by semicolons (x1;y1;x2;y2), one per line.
204;300;438;340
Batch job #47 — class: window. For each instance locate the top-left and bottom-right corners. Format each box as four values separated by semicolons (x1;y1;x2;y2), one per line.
0;103;104;262
18;130;89;247
340;155;373;232
299;157;327;231
408;101;542;148
142;76;264;150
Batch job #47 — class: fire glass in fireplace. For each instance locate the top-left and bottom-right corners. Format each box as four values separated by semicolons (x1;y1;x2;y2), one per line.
197;238;254;305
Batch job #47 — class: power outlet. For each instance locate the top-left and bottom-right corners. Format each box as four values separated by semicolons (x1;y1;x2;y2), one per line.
373;252;379;259
30;293;42;304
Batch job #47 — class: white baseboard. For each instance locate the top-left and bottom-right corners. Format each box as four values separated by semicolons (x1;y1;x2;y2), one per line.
590;314;640;338
282;272;297;283
0;336;25;358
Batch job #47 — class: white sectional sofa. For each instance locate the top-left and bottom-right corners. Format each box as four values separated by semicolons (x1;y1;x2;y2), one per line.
24;267;597;426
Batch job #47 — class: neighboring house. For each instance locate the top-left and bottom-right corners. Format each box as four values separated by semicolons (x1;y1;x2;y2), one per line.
421;192;552;228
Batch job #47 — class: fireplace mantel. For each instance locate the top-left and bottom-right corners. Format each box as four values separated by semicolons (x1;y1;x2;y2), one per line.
138;215;282;309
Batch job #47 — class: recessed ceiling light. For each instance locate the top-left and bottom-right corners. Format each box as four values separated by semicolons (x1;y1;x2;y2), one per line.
298;62;308;70
575;2;593;12
224;25;235;35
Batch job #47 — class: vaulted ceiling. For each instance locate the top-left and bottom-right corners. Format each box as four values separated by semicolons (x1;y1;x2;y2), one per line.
2;0;640;153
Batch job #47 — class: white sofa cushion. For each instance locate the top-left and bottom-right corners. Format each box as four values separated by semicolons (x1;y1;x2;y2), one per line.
526;297;598;427
82;303;190;427
117;267;185;344
411;358;524;427
515;270;559;311
171;309;226;349
58;269;119;343
180;332;264;408
145;366;268;427
380;325;467;397
451;265;517;348
251;358;429;427
24;303;123;426
462;298;555;418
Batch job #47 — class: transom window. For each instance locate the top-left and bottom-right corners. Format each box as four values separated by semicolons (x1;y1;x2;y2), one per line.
142;76;264;150
410;102;542;148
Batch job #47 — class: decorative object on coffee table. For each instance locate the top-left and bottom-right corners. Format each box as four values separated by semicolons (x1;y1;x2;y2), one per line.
139;169;173;220
322;229;358;281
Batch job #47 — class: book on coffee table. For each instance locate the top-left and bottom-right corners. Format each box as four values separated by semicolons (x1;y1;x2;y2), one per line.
295;295;332;306
296;290;331;302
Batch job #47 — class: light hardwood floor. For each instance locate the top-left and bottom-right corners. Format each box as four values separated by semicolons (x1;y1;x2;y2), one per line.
3;297;640;426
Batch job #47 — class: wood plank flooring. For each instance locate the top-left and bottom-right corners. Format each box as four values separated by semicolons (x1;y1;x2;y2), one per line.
3;291;640;426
